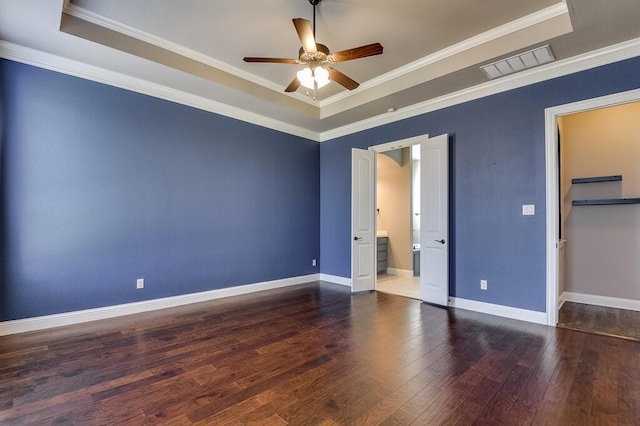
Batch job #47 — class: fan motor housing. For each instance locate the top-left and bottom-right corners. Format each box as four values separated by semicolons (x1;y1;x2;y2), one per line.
299;43;330;63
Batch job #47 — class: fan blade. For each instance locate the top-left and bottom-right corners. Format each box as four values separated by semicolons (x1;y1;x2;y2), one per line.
328;67;359;90
243;57;299;64
293;18;316;53
330;43;383;62
285;77;301;93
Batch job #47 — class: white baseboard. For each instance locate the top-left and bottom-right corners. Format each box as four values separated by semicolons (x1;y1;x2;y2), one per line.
562;292;640;312
557;299;566;311
558;292;567;310
386;268;414;277
449;297;548;325
319;273;351;287
0;274;320;336
2;274;559;335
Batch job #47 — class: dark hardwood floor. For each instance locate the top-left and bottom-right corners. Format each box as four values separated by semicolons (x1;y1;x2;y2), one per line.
558;301;640;342
1;282;639;425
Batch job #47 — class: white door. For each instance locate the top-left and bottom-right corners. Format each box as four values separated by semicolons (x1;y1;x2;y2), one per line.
421;134;449;306
351;148;376;292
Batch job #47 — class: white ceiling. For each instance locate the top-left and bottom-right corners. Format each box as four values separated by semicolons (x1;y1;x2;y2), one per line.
1;0;640;140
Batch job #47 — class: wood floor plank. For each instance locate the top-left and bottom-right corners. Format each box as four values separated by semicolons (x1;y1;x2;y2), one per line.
558;301;640;341
1;282;639;424
617;339;640;425
353;374;428;425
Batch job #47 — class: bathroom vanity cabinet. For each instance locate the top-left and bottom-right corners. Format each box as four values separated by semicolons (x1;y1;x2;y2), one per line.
377;236;388;274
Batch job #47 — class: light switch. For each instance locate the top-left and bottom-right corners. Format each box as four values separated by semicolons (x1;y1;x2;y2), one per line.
522;204;535;216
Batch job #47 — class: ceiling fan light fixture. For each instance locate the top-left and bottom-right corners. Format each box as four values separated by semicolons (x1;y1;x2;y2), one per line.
314;66;330;88
297;67;314;89
243;0;382;94
297;66;330;89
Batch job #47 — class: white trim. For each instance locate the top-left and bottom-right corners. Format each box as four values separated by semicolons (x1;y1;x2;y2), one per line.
0;41;318;141
386;268;413;277
0;274;320;336
558;293;567;310
320;37;640;141
449;297;548;325
545;106;560;326
319;274;351;287
368;135;428;152
562;292;640;312
546;87;640;117
544;87;640;327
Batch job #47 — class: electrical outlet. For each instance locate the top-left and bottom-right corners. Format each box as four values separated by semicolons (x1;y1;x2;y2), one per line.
480;280;488;290
136;278;144;289
312;259;317;267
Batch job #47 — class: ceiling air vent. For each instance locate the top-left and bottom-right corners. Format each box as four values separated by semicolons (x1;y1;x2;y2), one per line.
481;45;555;79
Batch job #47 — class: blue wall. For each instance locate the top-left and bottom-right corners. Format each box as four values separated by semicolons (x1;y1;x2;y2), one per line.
2;53;640;321
320;56;640;312
0;59;320;321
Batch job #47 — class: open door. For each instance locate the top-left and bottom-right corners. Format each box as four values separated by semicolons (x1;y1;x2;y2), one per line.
351;148;376;292
420;134;449;306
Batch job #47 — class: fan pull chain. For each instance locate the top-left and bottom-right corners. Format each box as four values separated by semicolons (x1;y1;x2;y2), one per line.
313;71;318;100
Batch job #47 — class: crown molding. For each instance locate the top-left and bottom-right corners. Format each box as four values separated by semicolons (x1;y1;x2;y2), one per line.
62;1;318;108
62;1;571;119
318;2;570;108
0;41;319;141
64;0;568;111
319;36;640;141
2;33;639;143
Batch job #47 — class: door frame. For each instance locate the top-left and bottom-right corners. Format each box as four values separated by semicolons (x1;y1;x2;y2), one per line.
544;87;640;326
357;134;451;305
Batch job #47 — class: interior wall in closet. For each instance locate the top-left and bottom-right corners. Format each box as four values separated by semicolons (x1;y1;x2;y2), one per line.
560;101;640;300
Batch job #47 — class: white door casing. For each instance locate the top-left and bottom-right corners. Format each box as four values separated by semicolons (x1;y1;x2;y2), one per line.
420;134;450;306
351;148;376;292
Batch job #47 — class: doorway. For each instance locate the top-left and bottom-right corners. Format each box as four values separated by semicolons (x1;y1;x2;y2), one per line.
557;101;640;339
352;134;450;306
545;88;640;327
374;146;419;299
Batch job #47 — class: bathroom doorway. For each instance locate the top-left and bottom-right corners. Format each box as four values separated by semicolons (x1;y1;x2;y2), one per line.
375;146;420;299
353;133;450;305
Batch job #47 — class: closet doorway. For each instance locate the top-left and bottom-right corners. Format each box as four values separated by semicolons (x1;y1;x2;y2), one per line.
557;101;640;339
545;89;640;335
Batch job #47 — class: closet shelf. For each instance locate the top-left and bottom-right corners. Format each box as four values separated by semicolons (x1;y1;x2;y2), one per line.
572;198;640;206
571;175;622;184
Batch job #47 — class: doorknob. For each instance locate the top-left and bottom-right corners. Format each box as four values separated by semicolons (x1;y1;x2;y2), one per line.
435;239;446;244
354;236;362;241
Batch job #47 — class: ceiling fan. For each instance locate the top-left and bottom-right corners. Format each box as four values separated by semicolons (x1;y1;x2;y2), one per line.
243;0;383;95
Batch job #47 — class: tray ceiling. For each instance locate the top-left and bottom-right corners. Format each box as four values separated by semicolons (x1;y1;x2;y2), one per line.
2;0;640;140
